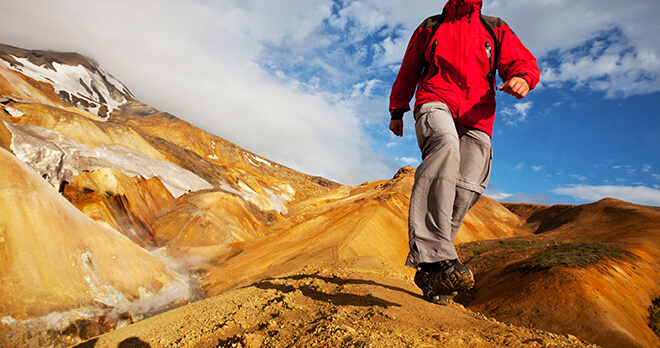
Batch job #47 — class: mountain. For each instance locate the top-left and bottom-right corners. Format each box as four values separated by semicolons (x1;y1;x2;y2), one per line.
0;43;658;348
0;147;190;319
457;199;660;348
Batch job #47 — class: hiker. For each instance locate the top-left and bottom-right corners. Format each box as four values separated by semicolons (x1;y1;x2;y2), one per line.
388;0;540;303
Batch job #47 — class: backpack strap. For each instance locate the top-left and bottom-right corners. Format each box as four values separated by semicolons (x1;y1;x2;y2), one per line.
479;14;500;90
428;12;446;43
419;12;446;77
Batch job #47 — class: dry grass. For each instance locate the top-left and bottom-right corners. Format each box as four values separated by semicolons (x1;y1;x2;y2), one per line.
649;298;660;338
460;238;637;275
520;242;637;273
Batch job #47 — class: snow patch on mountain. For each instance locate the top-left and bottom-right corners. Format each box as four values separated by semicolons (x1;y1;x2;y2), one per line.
3;105;24;117
0;55;131;119
4;121;212;197
216;179;293;214
245;152;274;167
233;181;294;213
206;140;220;160
264;184;295;214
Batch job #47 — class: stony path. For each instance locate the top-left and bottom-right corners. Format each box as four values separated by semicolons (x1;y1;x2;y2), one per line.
78;258;597;348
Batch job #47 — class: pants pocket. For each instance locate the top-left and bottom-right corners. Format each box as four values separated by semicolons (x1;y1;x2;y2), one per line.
415;103;456;152
456;135;492;194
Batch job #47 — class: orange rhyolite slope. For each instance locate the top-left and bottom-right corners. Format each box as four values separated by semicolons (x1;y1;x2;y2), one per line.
0;147;189;318
1;43;659;348
458;199;660;348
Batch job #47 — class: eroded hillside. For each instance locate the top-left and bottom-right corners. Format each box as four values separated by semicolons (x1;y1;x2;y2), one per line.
456;199;660;348
1;43;659;348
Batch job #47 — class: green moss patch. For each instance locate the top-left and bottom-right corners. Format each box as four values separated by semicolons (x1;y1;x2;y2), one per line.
459;239;637;275
650;298;660;338
521;242;636;273
459;238;549;272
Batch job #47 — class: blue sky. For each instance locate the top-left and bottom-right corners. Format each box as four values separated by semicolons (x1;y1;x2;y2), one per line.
2;0;659;206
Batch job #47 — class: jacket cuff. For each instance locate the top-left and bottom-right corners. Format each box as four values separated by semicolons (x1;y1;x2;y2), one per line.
390;110;404;120
514;73;535;90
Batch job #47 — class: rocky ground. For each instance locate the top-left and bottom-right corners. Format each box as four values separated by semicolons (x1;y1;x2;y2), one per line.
74;258;597;348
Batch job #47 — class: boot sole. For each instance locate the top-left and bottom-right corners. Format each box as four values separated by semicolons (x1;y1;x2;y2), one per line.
415;271;450;305
431;266;474;295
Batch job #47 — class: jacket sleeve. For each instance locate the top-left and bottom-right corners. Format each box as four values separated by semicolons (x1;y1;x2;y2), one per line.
389;25;429;116
496;24;540;90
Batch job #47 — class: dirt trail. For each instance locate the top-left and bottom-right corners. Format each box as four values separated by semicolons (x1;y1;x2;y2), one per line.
77;258;597;348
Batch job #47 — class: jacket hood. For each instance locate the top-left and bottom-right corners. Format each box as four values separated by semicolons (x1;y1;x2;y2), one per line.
443;0;482;19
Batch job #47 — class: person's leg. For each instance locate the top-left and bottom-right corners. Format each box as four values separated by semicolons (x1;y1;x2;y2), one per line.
450;125;492;240
419;126;491;297
407;106;491;300
406;102;460;269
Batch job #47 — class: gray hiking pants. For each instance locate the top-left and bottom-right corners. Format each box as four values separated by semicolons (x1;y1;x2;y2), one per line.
406;102;492;269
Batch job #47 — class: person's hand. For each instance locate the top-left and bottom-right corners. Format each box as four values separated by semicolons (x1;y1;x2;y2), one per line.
499;76;530;99
389;119;404;137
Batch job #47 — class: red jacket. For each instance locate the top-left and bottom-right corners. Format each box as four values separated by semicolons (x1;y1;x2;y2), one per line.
389;0;540;137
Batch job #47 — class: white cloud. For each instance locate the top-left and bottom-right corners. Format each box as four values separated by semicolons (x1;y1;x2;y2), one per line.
484;186;555;206
570;174;588;182
482;0;660;97
482;0;660;59
351;80;380;98
1;0;658;186
610;165;638;176
0;0;395;185
373;35;409;68
531;165;544;172
541;35;660;97
552;184;660;207
500;101;533;125
483;186;513;201
395;157;420;166
516;1;658;97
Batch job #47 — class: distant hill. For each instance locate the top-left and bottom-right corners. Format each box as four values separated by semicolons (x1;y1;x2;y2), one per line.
458;199;660;348
1;43;658;348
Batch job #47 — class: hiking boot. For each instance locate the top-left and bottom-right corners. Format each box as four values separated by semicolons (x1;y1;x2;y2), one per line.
425;259;474;295
414;270;449;305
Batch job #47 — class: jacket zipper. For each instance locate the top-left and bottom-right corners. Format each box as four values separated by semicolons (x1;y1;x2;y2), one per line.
458;14;465;89
485;41;492;61
485;41;496;90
